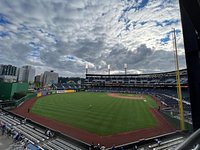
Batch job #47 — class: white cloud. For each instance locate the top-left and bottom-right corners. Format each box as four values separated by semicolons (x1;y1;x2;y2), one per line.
0;0;186;77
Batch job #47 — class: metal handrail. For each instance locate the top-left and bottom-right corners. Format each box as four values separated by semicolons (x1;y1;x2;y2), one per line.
175;128;200;150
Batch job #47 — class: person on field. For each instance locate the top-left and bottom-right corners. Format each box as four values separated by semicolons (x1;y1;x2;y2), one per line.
89;104;93;110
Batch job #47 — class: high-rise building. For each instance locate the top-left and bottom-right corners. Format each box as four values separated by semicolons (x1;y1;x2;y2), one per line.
0;64;17;76
18;65;36;83
17;67;25;82
0;64;18;82
42;70;58;86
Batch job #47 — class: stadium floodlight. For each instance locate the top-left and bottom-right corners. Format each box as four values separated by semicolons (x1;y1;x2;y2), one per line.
108;64;110;75
85;64;88;69
124;64;127;75
107;64;110;69
85;64;88;75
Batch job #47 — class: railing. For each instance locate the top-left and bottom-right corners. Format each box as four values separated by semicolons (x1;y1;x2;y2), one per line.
175;128;200;150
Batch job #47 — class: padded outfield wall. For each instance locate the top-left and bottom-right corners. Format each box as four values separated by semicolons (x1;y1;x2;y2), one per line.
37;89;76;97
0;82;28;100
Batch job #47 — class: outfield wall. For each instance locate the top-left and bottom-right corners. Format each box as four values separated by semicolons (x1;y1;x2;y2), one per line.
37;90;76;97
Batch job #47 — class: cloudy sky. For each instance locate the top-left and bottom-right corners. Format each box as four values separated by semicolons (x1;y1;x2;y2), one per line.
0;0;186;77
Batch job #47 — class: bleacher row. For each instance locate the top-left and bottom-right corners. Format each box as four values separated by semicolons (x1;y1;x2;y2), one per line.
52;83;78;90
86;77;188;86
85;70;188;86
0;111;83;150
154;94;191;112
147;136;185;150
113;131;187;150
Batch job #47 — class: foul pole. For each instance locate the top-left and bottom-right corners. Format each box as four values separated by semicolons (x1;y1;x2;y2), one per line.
173;28;185;130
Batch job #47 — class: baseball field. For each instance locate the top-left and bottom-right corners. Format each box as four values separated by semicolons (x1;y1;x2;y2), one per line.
31;92;159;135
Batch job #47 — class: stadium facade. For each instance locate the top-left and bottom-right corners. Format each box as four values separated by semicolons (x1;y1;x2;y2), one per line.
85;69;188;88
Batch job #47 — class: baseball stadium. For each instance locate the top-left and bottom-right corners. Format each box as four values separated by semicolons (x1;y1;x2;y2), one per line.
0;69;192;149
1;0;200;149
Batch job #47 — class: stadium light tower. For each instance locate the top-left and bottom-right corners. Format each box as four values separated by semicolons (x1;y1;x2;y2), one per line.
85;64;88;75
124;63;127;75
173;28;185;131
108;64;110;75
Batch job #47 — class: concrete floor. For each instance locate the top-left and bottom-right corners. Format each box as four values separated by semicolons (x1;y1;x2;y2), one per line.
0;134;13;150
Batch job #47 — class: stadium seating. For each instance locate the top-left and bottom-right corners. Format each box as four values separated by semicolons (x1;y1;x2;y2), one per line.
52;82;78;90
85;69;188;87
150;137;185;150
0;110;85;150
0;69;191;149
44;138;82;150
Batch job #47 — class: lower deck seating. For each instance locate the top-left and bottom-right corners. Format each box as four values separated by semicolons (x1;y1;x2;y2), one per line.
0;111;84;150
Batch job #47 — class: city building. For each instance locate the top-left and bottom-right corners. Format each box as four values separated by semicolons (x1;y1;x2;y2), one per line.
35;75;42;83
0;64;18;82
0;64;18;76
34;74;43;88
42;70;58;86
18;65;36;83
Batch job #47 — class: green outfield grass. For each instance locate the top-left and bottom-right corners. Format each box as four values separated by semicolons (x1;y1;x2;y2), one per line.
31;92;158;135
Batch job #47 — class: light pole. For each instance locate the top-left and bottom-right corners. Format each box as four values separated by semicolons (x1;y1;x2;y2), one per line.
124;63;127;75
108;64;110;75
85;64;88;75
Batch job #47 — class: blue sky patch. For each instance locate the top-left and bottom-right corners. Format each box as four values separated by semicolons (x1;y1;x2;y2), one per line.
161;36;170;44
136;0;149;10
140;21;147;26
125;23;131;31
67;55;76;61
163;19;179;26
0;31;9;37
119;0;149;31
0;13;11;25
29;42;44;57
155;19;179;27
161;29;181;44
